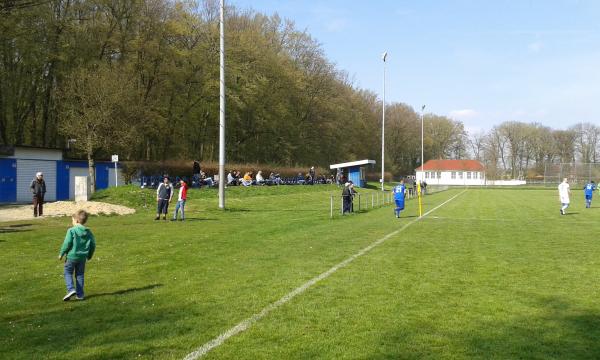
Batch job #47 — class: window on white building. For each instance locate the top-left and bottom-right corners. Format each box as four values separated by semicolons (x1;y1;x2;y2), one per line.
437;171;441;179
451;171;456;179
467;172;471;179
459;172;463;179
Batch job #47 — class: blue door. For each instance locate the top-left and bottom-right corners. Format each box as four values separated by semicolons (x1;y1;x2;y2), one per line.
0;158;17;202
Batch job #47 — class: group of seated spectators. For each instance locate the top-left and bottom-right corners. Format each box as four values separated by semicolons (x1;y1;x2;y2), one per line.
227;170;279;186
226;170;334;187
140;171;215;189
139;164;339;189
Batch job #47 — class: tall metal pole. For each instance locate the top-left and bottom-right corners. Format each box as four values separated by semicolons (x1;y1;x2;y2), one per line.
421;105;426;174
381;52;387;191
218;0;226;209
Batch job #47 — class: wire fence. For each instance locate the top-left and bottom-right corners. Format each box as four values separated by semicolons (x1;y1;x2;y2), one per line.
329;185;449;218
541;163;600;187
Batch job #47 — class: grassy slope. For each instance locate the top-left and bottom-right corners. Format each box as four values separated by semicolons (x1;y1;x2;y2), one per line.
2;186;600;359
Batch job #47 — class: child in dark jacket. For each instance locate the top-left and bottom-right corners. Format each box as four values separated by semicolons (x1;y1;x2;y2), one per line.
59;210;96;301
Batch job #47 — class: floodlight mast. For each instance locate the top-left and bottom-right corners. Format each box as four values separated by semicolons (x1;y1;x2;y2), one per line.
421;104;426;173
381;51;387;191
218;0;226;209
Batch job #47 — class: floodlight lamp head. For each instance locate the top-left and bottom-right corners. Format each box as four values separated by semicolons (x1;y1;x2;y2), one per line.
382;52;388;62
422;105;426;111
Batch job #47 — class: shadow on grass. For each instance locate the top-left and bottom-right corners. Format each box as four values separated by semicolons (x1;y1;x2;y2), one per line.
181;217;218;222
223;208;319;213
86;284;163;299
0;223;33;234
371;295;600;359
3;283;189;359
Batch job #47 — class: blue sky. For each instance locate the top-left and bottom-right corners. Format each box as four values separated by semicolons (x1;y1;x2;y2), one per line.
231;0;600;133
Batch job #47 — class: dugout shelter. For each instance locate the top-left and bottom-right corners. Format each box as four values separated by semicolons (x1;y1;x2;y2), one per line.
330;159;376;188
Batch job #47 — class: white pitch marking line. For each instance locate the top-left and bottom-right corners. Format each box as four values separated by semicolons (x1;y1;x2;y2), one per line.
183;190;467;360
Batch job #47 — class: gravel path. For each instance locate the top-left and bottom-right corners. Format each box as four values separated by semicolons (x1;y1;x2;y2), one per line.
0;201;136;222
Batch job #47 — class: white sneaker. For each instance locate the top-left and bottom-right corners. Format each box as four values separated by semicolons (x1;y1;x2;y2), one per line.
63;290;76;301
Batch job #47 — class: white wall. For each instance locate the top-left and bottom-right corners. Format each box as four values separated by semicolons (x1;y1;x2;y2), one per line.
12;148;62;161
416;170;486;186
488;180;527;186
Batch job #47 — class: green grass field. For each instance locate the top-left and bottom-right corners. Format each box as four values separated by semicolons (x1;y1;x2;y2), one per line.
2;185;600;359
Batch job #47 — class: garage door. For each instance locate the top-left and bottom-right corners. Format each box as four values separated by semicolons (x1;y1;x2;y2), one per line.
69;167;89;200
17;160;57;202
108;167;124;187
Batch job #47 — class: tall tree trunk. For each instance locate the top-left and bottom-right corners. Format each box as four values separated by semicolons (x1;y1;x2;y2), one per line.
87;151;96;194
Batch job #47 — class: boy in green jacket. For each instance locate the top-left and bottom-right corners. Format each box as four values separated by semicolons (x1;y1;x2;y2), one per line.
59;210;96;301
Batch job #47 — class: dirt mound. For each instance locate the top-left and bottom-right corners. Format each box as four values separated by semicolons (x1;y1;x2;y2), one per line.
0;201;135;222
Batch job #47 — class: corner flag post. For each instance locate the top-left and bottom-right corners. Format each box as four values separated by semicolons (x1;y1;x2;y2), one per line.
417;182;423;217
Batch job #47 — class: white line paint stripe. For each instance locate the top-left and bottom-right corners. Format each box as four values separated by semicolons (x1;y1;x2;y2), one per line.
183;190;467;360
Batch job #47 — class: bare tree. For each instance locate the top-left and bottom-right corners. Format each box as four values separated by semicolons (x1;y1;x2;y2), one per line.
469;130;486;161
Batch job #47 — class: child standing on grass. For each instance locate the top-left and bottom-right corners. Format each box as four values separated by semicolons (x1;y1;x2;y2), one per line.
172;179;188;221
155;176;173;220
59;210;96;301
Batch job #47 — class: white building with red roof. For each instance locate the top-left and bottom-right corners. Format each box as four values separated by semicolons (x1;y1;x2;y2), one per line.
415;159;486;185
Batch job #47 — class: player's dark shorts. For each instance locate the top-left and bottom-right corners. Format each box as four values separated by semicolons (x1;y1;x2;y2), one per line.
585;194;592;200
395;199;405;210
157;199;170;214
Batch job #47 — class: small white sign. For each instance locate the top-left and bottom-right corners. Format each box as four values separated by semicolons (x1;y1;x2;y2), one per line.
111;154;119;162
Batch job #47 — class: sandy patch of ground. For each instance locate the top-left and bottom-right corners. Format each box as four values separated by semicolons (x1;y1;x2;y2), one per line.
0;201;136;222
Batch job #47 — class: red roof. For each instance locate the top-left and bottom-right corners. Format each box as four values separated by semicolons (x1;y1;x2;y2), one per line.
416;159;484;171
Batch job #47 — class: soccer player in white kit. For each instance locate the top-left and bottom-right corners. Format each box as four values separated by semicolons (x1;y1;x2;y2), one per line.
558;178;571;215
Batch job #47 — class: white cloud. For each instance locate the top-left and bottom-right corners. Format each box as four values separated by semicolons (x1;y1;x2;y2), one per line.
449;109;478;119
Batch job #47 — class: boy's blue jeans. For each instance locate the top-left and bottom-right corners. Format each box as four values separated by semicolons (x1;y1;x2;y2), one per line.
64;259;86;298
173;200;186;219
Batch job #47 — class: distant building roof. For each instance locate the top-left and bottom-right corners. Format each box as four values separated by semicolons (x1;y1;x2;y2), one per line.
330;159;376;170
416;159;484;171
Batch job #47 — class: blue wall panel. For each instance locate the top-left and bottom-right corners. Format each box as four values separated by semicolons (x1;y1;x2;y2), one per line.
0;158;17;202
56;161;69;200
348;166;361;187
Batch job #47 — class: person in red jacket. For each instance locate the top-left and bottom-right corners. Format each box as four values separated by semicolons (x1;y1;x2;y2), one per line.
171;179;188;221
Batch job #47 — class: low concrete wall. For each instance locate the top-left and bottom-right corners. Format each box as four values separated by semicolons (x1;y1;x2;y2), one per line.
487;180;527;186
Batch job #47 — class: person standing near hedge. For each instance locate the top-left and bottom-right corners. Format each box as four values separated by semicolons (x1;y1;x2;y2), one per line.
155;176;173;220
30;172;46;217
172;179;188;221
192;160;201;187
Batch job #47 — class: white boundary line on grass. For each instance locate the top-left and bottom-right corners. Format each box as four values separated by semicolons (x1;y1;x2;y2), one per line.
183;189;467;360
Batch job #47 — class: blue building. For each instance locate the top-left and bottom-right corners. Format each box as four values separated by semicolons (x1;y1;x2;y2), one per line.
330;159;376;188
0;146;122;203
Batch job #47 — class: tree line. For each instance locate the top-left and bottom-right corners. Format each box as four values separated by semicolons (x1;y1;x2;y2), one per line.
471;122;600;180
0;0;466;178
1;0;596;182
